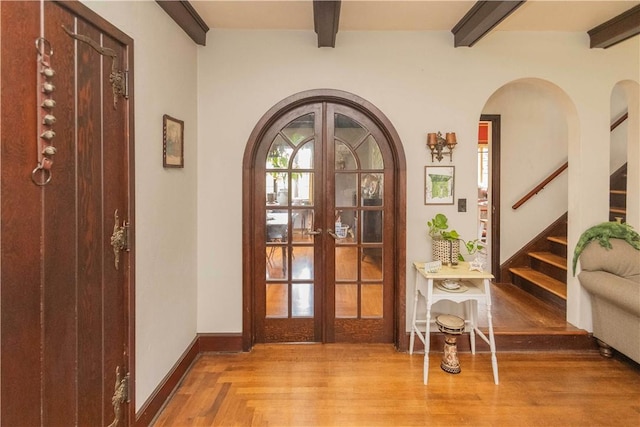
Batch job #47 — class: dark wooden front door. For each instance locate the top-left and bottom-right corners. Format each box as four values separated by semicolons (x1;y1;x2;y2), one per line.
251;100;396;344
1;1;134;425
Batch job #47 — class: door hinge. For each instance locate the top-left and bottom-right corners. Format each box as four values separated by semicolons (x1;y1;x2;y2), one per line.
122;220;131;252
62;26;128;109
107;367;130;427
123;70;129;100
111;210;130;270
122;371;130;403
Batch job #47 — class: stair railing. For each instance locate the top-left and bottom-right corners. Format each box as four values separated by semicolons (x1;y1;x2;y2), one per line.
512;111;628;210
611;112;628;132
512;162;568;210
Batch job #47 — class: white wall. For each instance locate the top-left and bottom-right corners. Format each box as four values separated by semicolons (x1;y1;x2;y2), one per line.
197;29;639;335
81;1;199;411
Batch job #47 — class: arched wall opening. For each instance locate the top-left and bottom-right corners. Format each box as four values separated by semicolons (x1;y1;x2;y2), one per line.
480;77;580;323
611;80;640;229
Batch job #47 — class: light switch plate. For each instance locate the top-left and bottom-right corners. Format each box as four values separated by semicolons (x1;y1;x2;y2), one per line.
458;198;466;212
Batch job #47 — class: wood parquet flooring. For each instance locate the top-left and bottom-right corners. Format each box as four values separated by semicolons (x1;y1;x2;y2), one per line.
152;344;640;427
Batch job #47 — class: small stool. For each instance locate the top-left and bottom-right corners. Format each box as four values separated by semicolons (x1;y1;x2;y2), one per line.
435;314;465;374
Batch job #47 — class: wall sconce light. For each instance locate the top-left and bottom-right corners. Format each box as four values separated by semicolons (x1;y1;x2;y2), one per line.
427;131;457;162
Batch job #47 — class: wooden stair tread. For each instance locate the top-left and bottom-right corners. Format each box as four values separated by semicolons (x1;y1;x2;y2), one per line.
528;251;567;270
547;236;567;245
610;190;626;195
609;207;626;214
509;267;567;299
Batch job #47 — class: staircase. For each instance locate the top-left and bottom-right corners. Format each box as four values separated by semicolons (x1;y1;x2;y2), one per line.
503;161;629;310
501;214;568;310
609;163;627;223
502;113;629;310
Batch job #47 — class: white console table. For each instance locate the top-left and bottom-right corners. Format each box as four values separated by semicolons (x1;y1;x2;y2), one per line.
410;261;499;385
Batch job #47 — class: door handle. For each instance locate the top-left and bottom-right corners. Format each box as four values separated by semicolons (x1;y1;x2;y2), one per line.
307;228;323;235
327;229;339;239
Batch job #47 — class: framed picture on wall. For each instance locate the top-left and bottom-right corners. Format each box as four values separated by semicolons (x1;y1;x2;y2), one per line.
425;165;454;205
163;114;184;168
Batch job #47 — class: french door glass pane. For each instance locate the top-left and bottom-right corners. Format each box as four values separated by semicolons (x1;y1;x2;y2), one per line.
361;211;382;244
292;247;313;280
292;283;314;317
335;246;357;281
356;135;384;170
291;172;313;205
361;173;383;200
266;210;288;240
361;249;383;280
335;208;357;242
361;284;383;318
265;245;288;280
265;172;289;206
335;284;357;318
282;113;314;146
266;283;288;318
265;208;288;280
335;114;367;147
291;207;314;242
335;173;357;207
266;135;291;169
293;141;314;169
336;141;356;170
266;172;289;206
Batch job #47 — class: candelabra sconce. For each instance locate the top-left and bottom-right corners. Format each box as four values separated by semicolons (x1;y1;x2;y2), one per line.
427;131;457;162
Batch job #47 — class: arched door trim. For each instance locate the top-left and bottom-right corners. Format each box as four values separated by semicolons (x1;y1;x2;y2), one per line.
242;89;407;351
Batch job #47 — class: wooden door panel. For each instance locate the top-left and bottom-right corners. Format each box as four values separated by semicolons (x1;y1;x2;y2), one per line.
101;29;129;425
255;104;323;343
0;2;45;425
76;18;109;425
41;4;79;425
327;104;395;344
1;1;133;425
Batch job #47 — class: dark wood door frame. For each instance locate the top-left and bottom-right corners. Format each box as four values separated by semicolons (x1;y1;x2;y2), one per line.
243;89;407;351
480;114;501;280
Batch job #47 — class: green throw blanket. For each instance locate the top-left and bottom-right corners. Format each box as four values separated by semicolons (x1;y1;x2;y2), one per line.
572;221;640;275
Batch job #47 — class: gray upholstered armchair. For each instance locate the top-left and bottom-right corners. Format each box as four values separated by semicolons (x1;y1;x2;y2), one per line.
577;239;640;363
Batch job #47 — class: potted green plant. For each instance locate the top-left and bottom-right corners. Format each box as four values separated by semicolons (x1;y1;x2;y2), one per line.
427;213;460;241
427;213;460;264
427;213;485;264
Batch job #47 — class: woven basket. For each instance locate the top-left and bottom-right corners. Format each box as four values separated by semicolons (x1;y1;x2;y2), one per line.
432;238;460;264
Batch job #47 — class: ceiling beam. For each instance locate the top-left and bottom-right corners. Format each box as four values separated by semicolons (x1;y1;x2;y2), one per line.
588;4;640;49
452;1;525;47
156;1;209;46
313;0;341;48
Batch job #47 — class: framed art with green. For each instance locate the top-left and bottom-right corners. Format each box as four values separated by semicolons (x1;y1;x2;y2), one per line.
425;165;454;205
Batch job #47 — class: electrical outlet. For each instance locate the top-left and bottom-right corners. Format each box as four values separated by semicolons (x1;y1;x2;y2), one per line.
458;198;466;212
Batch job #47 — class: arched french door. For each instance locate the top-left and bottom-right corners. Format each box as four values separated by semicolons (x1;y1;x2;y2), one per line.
243;90;406;348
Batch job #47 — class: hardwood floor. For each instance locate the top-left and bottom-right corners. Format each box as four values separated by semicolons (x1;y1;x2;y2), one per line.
489;281;575;331
153;266;614;425
152;343;640;426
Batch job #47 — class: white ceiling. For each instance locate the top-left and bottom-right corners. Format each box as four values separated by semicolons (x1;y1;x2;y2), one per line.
190;0;639;33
